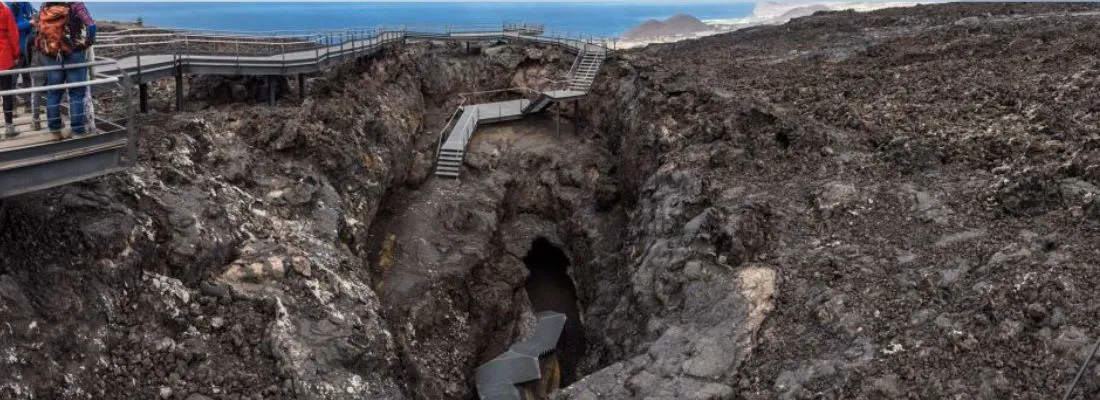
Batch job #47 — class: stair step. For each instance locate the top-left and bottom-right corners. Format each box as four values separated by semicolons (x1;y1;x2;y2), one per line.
439;149;464;155
435;166;462;173
438;154;464;160
435;171;460;178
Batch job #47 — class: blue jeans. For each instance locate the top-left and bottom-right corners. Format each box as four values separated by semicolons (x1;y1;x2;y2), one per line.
43;51;87;135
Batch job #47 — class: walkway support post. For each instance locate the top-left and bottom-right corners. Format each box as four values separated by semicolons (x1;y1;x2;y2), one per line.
139;83;149;113
298;74;306;100
574;99;579;135
555;104;560;138
174;67;184;111
268;76;276;106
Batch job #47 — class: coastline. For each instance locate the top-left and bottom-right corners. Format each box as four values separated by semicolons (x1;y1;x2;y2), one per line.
616;0;934;49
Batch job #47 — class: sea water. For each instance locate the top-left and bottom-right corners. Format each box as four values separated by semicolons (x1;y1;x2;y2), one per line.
87;2;756;37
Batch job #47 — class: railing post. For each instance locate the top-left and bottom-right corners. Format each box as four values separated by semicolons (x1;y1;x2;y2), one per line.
175;65;184;111
134;41;143;80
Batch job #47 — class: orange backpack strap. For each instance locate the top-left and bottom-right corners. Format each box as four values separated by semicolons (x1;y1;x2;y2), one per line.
35;4;72;57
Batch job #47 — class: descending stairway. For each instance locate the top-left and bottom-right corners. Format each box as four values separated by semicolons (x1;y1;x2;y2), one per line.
521;93;554;114
566;49;605;91
435;147;465;178
434;47;607;179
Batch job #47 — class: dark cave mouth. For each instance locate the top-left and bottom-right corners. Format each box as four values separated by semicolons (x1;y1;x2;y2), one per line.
522;237;587;386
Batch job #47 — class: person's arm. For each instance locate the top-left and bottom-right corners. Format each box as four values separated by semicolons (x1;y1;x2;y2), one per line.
14;4;28;33
71;3;95;47
15;17;28;35
4;7;17;60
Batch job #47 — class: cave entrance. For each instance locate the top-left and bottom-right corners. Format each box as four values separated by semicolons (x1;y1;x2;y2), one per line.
522;237;587;386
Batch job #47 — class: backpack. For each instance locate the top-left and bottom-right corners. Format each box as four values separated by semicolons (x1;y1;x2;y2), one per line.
35;3;84;57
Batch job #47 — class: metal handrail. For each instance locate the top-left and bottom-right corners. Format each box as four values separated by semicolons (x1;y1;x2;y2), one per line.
99;22;612;63
463;106;479;157
0;59;135;166
457;86;542;103
437;98;468;160
0;77;118;96
0;60;117;76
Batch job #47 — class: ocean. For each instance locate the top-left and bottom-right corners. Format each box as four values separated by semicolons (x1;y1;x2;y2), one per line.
85;2;756;38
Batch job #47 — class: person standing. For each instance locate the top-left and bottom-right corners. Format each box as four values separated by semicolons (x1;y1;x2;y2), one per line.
0;3;19;138
6;3;31;64
6;2;34;133
36;1;95;140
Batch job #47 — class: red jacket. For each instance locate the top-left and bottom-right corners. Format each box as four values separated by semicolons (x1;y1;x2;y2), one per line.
0;4;19;70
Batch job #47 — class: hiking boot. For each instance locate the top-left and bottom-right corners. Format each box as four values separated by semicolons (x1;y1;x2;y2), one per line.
4;125;15;138
50;130;64;141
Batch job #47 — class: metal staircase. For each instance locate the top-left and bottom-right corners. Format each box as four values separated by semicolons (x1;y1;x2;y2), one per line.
435;148;465;178
566;49;605;91
432;46;607;179
521;93;554;114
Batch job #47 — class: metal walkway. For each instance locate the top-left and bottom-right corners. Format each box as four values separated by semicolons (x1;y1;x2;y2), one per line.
0;22;608;199
0;60;135;199
433;46;606;178
95;24;610;86
96;24;609;179
476;311;567;400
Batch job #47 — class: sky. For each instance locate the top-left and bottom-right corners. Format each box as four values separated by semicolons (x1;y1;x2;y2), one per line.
78;0;744;2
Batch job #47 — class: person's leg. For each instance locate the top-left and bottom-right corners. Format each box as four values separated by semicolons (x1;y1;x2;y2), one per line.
66;51;87;135
19;72;30;114
30;53;43;130
1;75;13;137
43;56;64;135
1;75;13;123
